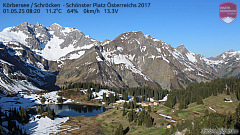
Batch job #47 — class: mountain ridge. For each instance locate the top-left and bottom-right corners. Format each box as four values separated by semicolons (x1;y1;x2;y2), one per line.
0;22;240;93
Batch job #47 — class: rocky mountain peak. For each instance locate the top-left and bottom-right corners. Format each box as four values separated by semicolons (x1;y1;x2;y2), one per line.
175;44;188;54
102;39;111;46
36;22;42;26
50;23;62;27
19;22;29;27
48;23;64;32
227;49;235;52
115;31;144;41
208;57;214;60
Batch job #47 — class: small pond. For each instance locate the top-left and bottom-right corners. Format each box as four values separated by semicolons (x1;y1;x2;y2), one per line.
36;104;108;117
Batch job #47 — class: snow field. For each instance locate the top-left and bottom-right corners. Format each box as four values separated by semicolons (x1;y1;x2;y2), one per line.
24;115;69;135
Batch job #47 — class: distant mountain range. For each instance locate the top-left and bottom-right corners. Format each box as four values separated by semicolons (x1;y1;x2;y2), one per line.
0;23;240;94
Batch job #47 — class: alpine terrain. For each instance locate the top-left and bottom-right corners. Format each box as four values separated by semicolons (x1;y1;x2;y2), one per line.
0;22;240;94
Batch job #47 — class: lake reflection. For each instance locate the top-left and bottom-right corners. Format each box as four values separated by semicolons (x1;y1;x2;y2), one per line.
42;104;108;117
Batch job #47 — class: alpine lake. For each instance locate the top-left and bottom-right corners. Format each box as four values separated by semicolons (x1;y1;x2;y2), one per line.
35;104;108;117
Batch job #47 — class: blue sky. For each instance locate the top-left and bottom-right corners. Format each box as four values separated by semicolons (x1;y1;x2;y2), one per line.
0;0;240;58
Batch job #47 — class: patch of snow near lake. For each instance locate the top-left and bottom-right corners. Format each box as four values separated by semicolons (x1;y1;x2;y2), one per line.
170;119;176;122
209;107;216;112
21;91;74;105
92;89;116;100
159;94;168;102
24;115;69;135
21;91;60;104
147;98;154;102
158;113;172;119
91;89;133;103
116;100;126;103
63;99;74;103
0;91;74;113
80;89;88;94
115;96;133;103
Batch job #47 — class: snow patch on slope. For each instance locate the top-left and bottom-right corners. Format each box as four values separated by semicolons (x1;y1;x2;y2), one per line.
98;49;151;81
117;46;123;52
186;52;196;63
113;54;150;81
34;35;64;61
34;33;95;61
60;51;85;60
0;27;28;46
24;115;69;135
68;51;85;60
0;73;41;93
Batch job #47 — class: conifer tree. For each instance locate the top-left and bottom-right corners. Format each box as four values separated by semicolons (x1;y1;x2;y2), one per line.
196;96;203;105
146;115;153;127
227;89;230;95
137;111;144;126
123;102;127;109
236;103;240;126
95;85;100;92
122;108;126;116
103;93;107;102
204;109;209;117
109;93;115;103
115;94;120;101
147;105;151;113
0;125;4;135
128;110;133;122
57;96;63;103
130;101;133;109
24;128;27;135
118;124;124;135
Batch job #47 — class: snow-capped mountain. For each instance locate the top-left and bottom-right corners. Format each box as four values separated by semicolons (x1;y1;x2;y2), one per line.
0;22;100;61
211;49;240;77
0;23;240;93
